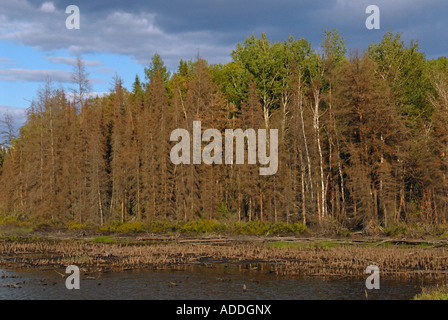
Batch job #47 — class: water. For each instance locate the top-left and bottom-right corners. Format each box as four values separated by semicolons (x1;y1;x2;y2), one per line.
0;264;428;300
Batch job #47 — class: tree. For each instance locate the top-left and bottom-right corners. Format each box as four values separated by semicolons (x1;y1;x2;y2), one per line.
336;52;408;227
144;53;170;84
71;56;92;111
132;75;144;96
0;111;16;147
0;147;6;174
2;29;448;233
368;31;431;128
231;33;282;129
210;61;250;109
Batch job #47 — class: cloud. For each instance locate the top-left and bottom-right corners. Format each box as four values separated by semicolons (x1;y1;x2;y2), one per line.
0;0;241;69
0;68;73;82
45;56;102;67
0;0;447;73
64;91;109;101
40;1;56;13
0;68;103;84
0;105;27;127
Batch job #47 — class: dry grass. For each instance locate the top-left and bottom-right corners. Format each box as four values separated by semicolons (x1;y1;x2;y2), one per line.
0;238;447;280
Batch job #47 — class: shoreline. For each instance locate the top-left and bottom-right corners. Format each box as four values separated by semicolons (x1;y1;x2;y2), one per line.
1;234;448;280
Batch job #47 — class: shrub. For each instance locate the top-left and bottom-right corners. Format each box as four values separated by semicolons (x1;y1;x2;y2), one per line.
293;222;309;235
116;222;148;233
385;223;409;237
0;215;18;225
269;222;296;235
234;220;269;236
67;221;89;230
179;220;226;234
408;223;426;238
98;221;122;233
147;220;176;233
234;221;308;236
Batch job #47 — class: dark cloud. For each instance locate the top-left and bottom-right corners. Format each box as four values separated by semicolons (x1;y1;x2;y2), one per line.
1;0;447;72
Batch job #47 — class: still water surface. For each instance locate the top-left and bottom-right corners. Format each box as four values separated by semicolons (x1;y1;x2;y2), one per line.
0;264;428;300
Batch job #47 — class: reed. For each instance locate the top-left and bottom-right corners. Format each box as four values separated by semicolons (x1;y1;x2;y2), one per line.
0;238;447;280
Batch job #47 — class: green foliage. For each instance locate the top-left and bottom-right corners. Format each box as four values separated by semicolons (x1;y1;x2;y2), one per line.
434;223;448;237
0;215;33;230
95;219;308;237
179;220;226;234
34;221;54;231
365;241;392;247
216;203;234;221
384;223;409;237
427;56;448;74
117;222;148;233
292;223;309;235
266;240;348;249
231;33;315;114
414;285;448;300
0;147;6;173
268;222;309;236
0;215;19;225
322;27;347;65
147;220;177;233
67;221;89;230
233;220;307;236
407;223;427;238
266;241;307;248
99;221;148;234
132;74;144;96
269;222;291;235
178;59;190;77
92;236;117;244
234;220;269;236
324;217;351;237
98;221;123;233
144;53;170;83
368;31;431;126
210;61;250;108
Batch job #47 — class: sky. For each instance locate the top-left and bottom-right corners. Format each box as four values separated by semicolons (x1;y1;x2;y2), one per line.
1;0;448;127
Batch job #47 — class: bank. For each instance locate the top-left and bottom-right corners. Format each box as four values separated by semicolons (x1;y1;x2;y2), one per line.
1;234;448;281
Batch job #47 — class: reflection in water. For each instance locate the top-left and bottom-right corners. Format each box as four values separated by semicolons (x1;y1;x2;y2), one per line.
0;264;428;300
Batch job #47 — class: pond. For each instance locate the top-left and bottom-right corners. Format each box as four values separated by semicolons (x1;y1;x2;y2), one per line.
0;264;430;300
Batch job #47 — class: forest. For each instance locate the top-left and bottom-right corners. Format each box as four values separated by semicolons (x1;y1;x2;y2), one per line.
1;29;448;235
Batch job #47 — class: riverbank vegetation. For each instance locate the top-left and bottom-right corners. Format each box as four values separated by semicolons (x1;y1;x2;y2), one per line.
1;236;448;280
1;29;448;236
3;214;448;239
414;285;448;300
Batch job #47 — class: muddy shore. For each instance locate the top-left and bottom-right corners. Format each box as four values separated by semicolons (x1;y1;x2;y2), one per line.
1;234;448;280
